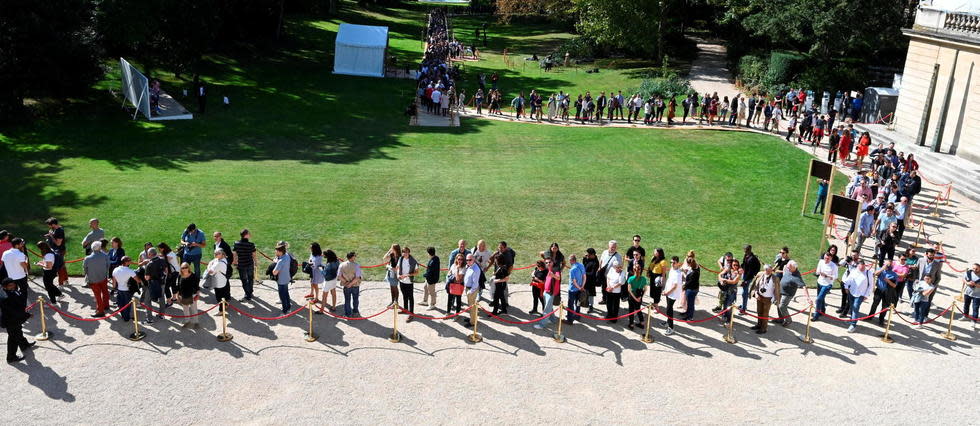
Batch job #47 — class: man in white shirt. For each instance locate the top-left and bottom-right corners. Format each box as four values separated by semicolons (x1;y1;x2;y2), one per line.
208;249;230;314
844;260;874;332
812;252;839;320
662;257;684;335
111;256;141;322
1;238;30;300
605;261;626;322
463;254;481;327
750;265;781;333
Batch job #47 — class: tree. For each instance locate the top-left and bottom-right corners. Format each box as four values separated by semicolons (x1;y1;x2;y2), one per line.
572;0;681;58
496;0;573;22
0;0;103;118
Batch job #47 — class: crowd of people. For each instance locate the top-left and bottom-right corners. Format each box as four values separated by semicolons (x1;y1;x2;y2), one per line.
1;212;977;363
416;8;462;117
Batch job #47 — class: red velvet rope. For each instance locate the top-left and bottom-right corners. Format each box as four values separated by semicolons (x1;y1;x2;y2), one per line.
400;305;472;320
894;305;954;325
742;306;808;321
565;306;646;322
318;304;392;320
227;303;305;321
954;304;980;322
45;301;132;321
651;304;732;323
480;306;560;324
25;301;38;312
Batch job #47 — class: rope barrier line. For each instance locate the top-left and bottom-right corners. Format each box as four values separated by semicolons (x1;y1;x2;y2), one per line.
400;306;472;320
918;172;952;187
651;305;732;324
742;306;808;321
894;305;954;325
944;260;966;273
227;303;305;321
954;304;980;322
140;302;220;318
318;304;392;321
26;301;39;312
478;306;560;324
562;306;645;322
45;301;132;321
820;307;890;322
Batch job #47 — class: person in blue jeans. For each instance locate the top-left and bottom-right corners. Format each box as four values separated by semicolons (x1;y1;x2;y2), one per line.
811;252;839;320
682;258;700;320
718;260;741;323
962;264;980;324
338;252;362;317
564;254;586;324
844;260;874;333
813;179;829;214
272;245;292;314
912;276;936;326
180;223;206;278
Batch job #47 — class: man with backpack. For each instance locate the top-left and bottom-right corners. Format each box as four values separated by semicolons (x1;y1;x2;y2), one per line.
272;244;295;314
83;241;111;317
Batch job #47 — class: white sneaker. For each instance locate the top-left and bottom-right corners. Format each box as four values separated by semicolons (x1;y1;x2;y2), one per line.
664;328;674;336
847;326;856;333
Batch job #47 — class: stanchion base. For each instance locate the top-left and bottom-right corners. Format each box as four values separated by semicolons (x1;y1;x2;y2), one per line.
942;332;956;341
798;335;814;344
955;296;964;302
724;336;737;344
129;331;146;341
468;333;483;343
880;335;894;343
641;337;654;344
217;333;233;342
553;333;566;343
389;332;401;343
929;212;940;217
305;333;318;343
35;332;50;341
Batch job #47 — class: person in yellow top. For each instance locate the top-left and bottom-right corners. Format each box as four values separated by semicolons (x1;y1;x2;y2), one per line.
645;248;669;306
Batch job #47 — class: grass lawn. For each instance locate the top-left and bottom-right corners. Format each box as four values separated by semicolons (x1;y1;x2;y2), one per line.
0;2;840;279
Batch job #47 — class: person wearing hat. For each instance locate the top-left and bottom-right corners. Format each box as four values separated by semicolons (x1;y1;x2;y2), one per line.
749;265;780;334
1;278;35;363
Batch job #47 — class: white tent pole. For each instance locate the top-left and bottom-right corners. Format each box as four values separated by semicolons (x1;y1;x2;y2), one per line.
133;85;146;120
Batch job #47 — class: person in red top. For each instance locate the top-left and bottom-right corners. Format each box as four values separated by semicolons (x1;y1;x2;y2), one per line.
904;154;919;172
855;131;872;169
797;89;806;105
0;231;11;259
838;127;852;165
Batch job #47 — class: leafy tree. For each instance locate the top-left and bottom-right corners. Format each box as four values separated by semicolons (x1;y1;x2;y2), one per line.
572;0;681;58
496;0;573;22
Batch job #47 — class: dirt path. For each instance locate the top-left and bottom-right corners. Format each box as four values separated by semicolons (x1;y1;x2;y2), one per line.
688;37;739;96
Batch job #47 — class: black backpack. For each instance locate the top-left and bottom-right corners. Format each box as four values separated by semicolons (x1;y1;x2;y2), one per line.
52;250;65;272
288;254;298;278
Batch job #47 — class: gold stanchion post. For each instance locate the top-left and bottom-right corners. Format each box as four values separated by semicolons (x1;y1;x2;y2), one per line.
880;304;895;343
941;301;957;341
930;199;941;217
129;297;145;341
641;304;654;343
799;303;815;344
553;303;566;343
216;300;233;342
911;221;923;248
468;300;482;343
305;299;317;342
35;296;50;341
954;281;965;303
724;303;737;344
943;185;951;206
389;302;401;343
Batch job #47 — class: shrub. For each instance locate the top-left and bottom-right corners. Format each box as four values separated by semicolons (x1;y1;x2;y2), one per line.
763;51;802;88
737;54;768;88
549;36;596;62
632;74;693;98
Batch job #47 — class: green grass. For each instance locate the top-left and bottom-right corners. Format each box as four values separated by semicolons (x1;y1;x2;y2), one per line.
0;2;838;279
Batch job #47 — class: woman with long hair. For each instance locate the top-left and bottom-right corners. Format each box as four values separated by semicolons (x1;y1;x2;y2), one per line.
108;237;126;272
35;241;64;302
319;249;340;312
383;244;402;305
855;131;871;169
530;260;548;316
626;262;648;330
446;253;466;315
646;248;668;306
682;257;700;321
718;259;741;325
583;248;599;313
308;243;324;303
158;242;180;304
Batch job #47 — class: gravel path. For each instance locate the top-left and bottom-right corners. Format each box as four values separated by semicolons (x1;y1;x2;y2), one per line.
688;37;739;97
7;274;977;424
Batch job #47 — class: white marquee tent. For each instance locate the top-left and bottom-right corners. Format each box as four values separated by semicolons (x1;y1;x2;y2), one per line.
333;24;389;78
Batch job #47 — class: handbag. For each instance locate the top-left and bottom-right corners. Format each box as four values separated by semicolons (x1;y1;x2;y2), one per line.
449;282;464;296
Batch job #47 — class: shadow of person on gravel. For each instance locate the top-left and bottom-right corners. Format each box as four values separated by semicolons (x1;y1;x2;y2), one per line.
12;353;76;402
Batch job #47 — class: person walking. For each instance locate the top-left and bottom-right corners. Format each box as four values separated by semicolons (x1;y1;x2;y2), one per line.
34;241;64;303
180;224;206;278
177;262;200;328
1;278;35;363
233;229;257;301
83;241;111;317
396;247;419;321
421;247;440;310
844;260;874;333
811;251;839;320
272;245;293;314
749;265;780;334
339;252;362;317
111;256;141;322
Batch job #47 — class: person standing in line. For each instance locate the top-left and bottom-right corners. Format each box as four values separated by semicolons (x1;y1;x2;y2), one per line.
339;252;362;317
739;245;761;315
176;262;200;328
583;248;600;313
475;89;484;115
421;247;440;310
811;251;839;320
547;93;557;121
962;263;980;326
307;243;325;303
158;242;180;304
396;247;419;322
625;262;648;330
111;256;141;322
272;245;292;314
463;254;481;328
141;248;166;323
565;254;585;324
775;261;804;327
488;252;510;316
844;260;874;333
867;259;898;325
448;240;470;274
472;240;492;301
598;240;622;306
749;265;780;334
535;258;562;329
529;260;547;316
233;229;257;301
107;237;126;272
662;256;684;335
83;241;111;317
180;223;206;279
646;248;668;306
318;250;340;313
383;244;402;306
1;278;35;363
446;254;465;316
681;257;701;321
34;241;64;303
604;261;626;323
81;218;104;256
911;275;937;327
0;231;12;258
854;206;875;255
717;260;741;325
625;234;645;273
44;217;68;286
837;249;861;316
212;231;233;278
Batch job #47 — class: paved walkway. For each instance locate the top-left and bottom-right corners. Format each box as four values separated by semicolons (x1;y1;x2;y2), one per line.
688;37;739;96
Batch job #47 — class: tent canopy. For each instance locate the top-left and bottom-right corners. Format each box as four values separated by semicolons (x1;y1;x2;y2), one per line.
334;24;388;77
